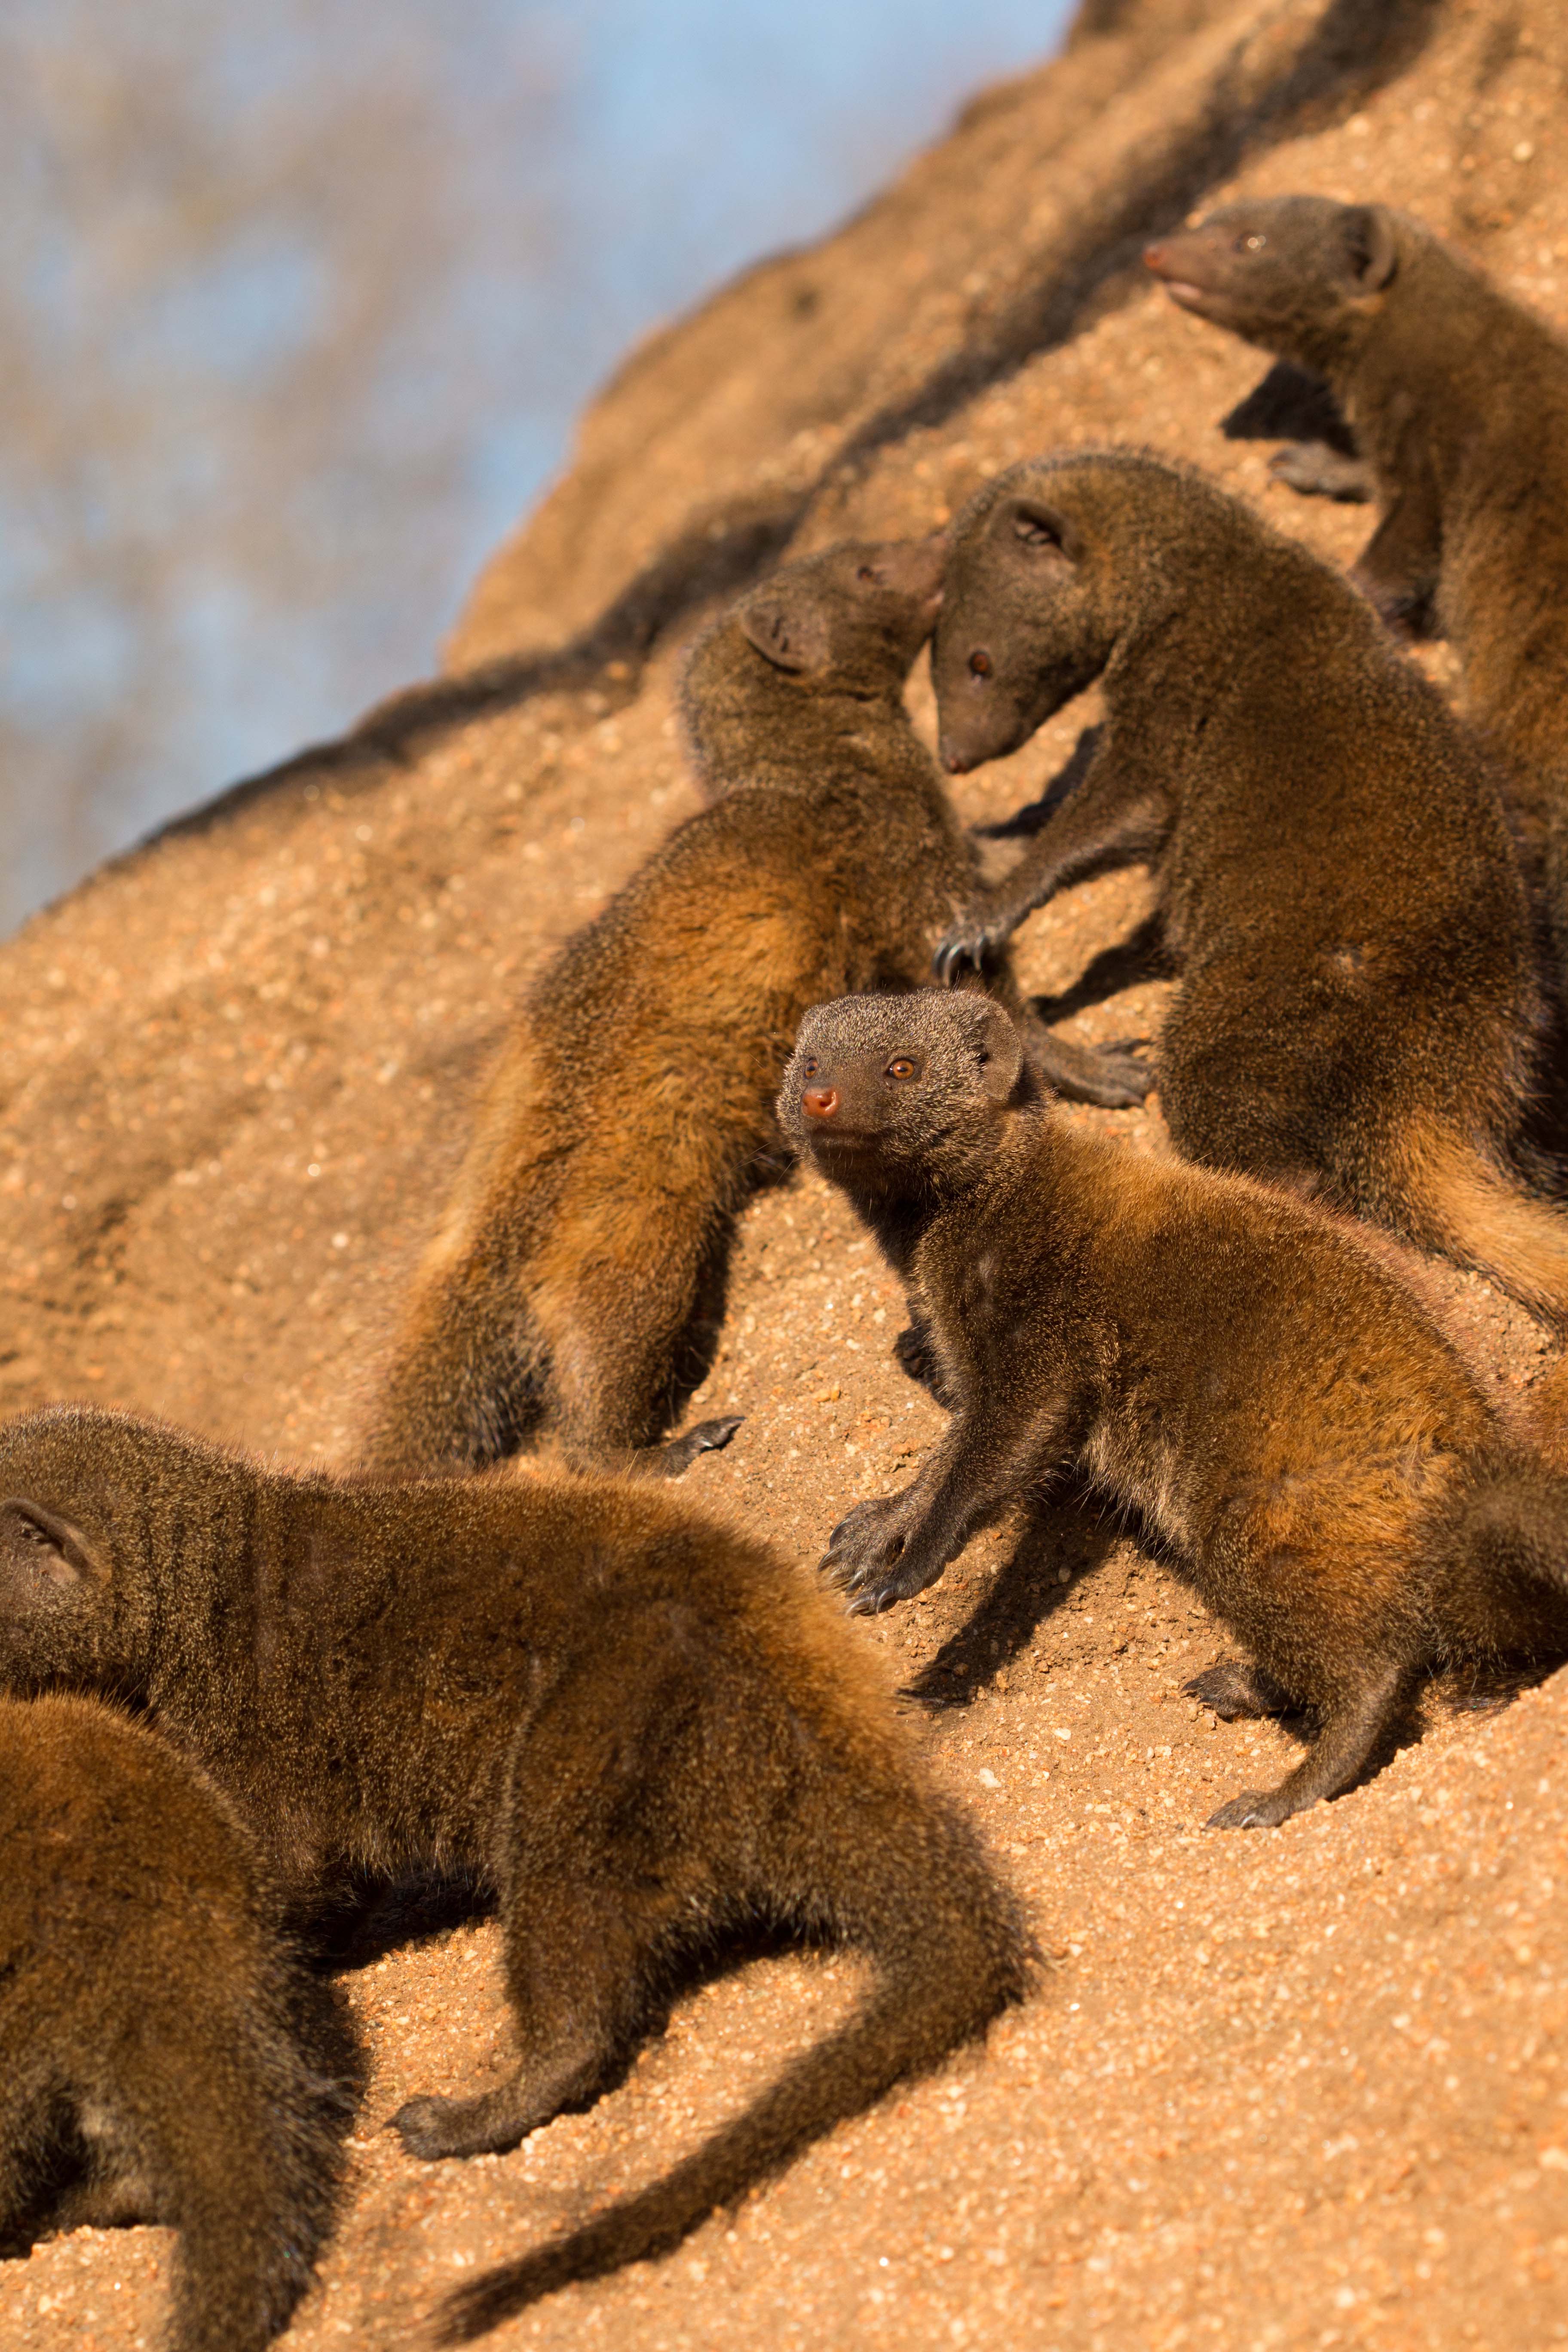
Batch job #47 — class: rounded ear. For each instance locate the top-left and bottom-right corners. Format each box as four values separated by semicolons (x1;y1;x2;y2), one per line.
1346;204;1398;292
740;594;832;675
971;1001;1025;1102
0;1497;102;1608
1004;499;1077;562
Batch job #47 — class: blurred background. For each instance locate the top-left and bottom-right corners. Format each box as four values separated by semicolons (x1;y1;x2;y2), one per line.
0;0;1073;936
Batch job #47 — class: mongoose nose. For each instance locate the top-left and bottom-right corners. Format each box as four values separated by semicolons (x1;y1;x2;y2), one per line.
802;1086;839;1120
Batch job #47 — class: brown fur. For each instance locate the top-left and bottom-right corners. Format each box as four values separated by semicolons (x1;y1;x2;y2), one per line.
1145;198;1568;886
360;536;1148;1482
362;541;1152;1477
779;992;1568;1829
0;1407;1029;2337
926;448;1568;1327
0;1694;353;2352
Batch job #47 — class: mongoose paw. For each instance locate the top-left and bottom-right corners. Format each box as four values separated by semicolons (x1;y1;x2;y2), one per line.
933;919;1011;984
1078;1041;1157;1108
843;1549;946;1615
1204;1788;1291;1831
1182;1659;1288;1721
1266;440;1373;504
821;1494;909;1588
391;2094;467;2160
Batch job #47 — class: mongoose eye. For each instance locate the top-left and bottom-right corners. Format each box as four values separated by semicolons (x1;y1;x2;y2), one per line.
1012;513;1059;550
968;650;992;679
802;1057;818;1077
886;1057;917;1080
1239;232;1266;253
856;564;884;585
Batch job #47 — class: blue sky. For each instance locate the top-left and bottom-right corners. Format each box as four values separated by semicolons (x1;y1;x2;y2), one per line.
0;1;1074;928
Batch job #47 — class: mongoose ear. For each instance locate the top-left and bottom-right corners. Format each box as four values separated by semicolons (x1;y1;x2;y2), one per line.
1006;500;1076;561
740;594;833;675
0;1498;102;1604
972;1003;1026;1102
1346;205;1397;292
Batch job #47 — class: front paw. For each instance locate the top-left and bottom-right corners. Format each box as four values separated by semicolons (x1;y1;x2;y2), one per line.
391;2094;463;2160
1204;1788;1289;1831
1080;1040;1156;1108
933;916;1012;984
820;1493;910;1586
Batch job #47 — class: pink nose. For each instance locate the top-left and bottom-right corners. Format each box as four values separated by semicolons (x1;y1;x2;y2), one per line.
802;1087;839;1120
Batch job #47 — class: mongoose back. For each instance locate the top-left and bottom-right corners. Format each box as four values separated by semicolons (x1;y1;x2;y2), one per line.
0;1408;1030;2337
927;447;1568;1326
362;536;1147;1481
1143;198;1568;877
0;1694;353;2352
779;991;1568;1828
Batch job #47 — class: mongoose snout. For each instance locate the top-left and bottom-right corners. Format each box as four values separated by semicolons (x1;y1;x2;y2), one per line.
779;989;1568;1829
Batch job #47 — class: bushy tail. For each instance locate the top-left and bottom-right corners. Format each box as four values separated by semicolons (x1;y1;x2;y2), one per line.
1393;1127;1568;1332
435;1814;1030;2344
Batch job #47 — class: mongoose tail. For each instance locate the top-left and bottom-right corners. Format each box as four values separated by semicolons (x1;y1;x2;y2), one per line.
437;1804;1028;2340
1396;1122;1568;1331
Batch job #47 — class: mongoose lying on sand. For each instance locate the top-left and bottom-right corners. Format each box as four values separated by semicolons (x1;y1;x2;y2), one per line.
0;1693;353;2352
1144;198;1568;873
0;1407;1029;2337
928;448;1568;1326
363;535;1145;1482
779;992;1568;1829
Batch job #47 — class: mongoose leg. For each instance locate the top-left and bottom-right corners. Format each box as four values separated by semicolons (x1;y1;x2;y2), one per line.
892;1317;955;1404
1015;1014;1156;1109
1183;1656;1294;1720
824;1410;1058;1614
631;1415;744;1478
1267;441;1373;502
934;781;1168;981
1205;1660;1414;1830
1353;481;1442;640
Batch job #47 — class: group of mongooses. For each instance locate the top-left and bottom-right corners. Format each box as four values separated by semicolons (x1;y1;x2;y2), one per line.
9;191;1568;2345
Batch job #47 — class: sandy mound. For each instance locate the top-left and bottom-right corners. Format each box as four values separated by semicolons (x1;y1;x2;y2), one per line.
6;3;1568;2345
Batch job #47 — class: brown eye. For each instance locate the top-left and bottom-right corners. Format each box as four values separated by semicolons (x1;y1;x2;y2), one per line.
968;650;992;678
887;1057;916;1079
802;1057;818;1077
856;564;883;585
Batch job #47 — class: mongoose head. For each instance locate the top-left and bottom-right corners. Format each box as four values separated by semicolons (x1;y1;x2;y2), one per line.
0;1408;163;1697
718;535;948;693
778;992;1029;1204
1143;198;1400;374
931;450;1205;772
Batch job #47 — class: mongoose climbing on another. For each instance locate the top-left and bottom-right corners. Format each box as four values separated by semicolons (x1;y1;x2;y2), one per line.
779;991;1568;1830
0;1694;354;2352
361;535;1146;1481
1143;198;1568;885
927;448;1568;1327
0;1407;1030;2337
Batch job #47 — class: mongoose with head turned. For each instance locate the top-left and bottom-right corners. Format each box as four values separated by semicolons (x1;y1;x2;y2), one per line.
0;1406;1030;2336
1143;198;1568;874
927;448;1568;1327
0;1693;353;2352
779;991;1568;1829
362;535;1148;1482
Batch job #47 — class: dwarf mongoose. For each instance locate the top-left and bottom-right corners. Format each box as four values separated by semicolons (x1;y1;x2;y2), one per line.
0;1407;1029;2333
927;448;1568;1326
0;1694;352;2352
779;992;1568;1829
362;536;1146;1483
1144;198;1568;874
